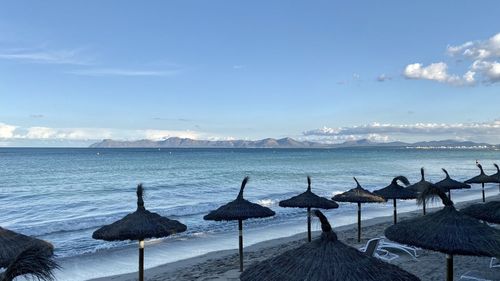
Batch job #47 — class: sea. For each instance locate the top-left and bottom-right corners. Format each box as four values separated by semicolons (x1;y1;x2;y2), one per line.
0;147;499;280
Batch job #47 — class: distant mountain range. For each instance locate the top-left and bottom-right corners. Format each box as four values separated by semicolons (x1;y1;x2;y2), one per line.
89;137;497;149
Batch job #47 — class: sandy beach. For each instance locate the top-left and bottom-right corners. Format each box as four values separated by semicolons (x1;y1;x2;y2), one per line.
90;194;500;281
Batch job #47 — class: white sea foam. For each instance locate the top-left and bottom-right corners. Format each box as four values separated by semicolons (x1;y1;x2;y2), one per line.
256;198;277;207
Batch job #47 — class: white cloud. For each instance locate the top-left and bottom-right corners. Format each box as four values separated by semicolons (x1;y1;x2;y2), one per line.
447;41;474;57
140;129;200;140
405;32;500;85
376;74;391;82
471;60;500;83
447;33;500;60
403;62;474;85
25;127;58;139
304;121;500;136
0;47;90;65
0;122;229;146
12;126;114;140
67;68;180;77
0;45;181;78
304;120;500;143
404;63;448;82
300;133;391;144
0;123;17;138
463;70;476;84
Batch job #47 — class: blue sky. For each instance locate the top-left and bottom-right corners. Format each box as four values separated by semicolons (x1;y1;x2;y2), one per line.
1;1;499;146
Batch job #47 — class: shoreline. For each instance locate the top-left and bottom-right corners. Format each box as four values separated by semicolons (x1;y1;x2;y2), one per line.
89;194;500;281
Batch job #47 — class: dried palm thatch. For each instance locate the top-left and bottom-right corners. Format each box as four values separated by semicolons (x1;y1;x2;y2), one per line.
460;201;500;224
332;177;386;204
205;177;276;221
93;184;187;281
204;177;275;271
406;168;433;215
0;227;53;269
488;163;500;192
385;185;500;281
465;163;496;202
92;184;186;241
332;177;386;242
279;176;339;241
0;245;59;281
240;210;420;281
280;176;339;209
435;169;471;200
374;176;416;224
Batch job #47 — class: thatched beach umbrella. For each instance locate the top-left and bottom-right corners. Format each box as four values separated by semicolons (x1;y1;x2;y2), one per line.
374;176;416;224
464;163;496;202
93;184;187;281
488;163;500;192
461;201;500;224
435;169;471;200
0;227;54;269
406;168;433;215
385;186;500;281
279;176;339;242
204;177;275;271
332;177;386;242
0;245;59;281
241;210;420;281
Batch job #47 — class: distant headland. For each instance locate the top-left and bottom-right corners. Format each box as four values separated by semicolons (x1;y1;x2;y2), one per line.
89;137;497;149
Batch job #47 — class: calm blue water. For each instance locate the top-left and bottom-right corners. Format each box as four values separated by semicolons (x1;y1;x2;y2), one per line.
0;147;499;280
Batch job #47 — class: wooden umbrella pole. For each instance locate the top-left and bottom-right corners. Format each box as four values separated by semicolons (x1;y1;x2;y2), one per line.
446;254;453;281
448;190;451;200
357;202;361;242
238;219;244;272
423;198;426;215
482;183;485;202
393;199;397;224
139;240;144;281
307;207;312;242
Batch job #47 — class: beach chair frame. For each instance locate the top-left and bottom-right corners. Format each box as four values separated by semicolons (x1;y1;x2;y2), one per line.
359;238;400;262
459;270;495;281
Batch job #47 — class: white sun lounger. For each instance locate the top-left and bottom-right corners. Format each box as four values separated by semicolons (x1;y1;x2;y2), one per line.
360;237;419;260
460;270;499;281
359;238;399;262
490;257;499;268
379;238;420;260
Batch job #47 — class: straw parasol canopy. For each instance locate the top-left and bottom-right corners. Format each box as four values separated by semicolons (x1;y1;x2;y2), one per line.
374;176;416;224
204;177;275;271
0;245;59;281
332;177;386;242
460;201;500;224
406;168;433;215
0;227;54;269
279;176;339;241
93;184;187;281
464;163;496;202
240;210;420;281
435;169;471;200
385;186;500;281
488;163;500;192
